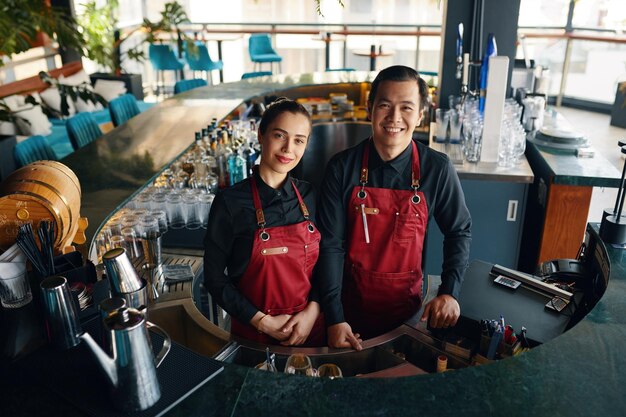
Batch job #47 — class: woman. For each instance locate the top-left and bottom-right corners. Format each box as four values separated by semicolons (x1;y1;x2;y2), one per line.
203;98;323;346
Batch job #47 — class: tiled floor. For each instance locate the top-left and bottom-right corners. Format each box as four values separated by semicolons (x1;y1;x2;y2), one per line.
556;107;626;222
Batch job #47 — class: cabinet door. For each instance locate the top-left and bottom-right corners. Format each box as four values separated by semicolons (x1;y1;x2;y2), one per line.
424;179;528;277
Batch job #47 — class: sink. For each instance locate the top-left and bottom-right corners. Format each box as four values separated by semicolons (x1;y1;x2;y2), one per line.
213;328;471;377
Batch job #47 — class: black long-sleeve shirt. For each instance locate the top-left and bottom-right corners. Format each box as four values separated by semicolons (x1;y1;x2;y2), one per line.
316;138;472;326
203;170;318;324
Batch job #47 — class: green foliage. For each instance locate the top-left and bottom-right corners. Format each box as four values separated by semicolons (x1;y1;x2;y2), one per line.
77;0;119;71
315;0;345;17
77;1;195;73
125;1;195;64
0;0;85;66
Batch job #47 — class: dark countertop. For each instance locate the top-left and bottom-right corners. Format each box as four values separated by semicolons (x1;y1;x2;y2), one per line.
2;224;624;416
526;141;622;187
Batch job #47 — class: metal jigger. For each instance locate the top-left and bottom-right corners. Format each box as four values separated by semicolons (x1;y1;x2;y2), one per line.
141;231;163;301
600;142;626;245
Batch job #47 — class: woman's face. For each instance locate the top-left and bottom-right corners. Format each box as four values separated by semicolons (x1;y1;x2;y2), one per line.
258;111;311;176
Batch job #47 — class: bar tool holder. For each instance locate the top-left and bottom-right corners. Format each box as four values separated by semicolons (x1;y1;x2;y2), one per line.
600;142;626;245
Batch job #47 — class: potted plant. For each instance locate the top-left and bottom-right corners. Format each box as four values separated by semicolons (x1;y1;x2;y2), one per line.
78;1;195;100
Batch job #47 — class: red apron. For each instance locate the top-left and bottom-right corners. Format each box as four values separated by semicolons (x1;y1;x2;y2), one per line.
343;140;428;339
230;176;325;346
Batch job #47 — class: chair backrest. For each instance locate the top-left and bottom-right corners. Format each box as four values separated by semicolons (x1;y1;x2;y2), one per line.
66;112;102;150
109;94;140;127
185;43;211;70
174;78;208;94
249;34;276;57
13;135;57;167
241;71;273;80
148;44;184;71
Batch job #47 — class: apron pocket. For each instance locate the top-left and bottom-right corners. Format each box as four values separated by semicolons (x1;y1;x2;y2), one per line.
265;301;308;316
350;265;420;316
304;239;320;272
392;212;423;243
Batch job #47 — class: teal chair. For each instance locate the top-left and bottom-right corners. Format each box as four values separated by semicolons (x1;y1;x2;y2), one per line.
174;78;208;94
248;34;282;73
66;113;102;150
185;42;223;85
241;71;273;80
13;135;58;168
325;68;356;72
148;44;185;96
109;94;140;127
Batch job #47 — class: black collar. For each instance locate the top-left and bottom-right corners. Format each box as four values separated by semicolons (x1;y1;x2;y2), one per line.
368;140;412;175
253;169;294;202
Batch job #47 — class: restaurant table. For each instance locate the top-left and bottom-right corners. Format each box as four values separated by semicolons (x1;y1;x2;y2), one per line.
353;45;395;71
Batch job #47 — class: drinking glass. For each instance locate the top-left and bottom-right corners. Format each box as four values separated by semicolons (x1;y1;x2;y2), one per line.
134;193;152;210
139;215;159;238
284;354;314;376
183;194;200;229
465;121;483;163
166;193;185;229
435;108;449;143
448;109;463;144
151;192;168;212
121;227;144;259
151;210;168;233
317;363;343;379
109;235;127;251
0;261;32;308
197;193;215;229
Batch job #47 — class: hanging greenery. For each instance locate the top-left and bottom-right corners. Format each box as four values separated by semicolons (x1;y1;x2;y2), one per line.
0;0;85;66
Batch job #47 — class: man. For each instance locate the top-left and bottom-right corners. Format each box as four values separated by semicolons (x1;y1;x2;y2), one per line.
316;65;472;350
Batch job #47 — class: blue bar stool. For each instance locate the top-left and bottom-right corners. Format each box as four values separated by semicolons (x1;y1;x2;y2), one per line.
109;94;140;127
248;34;282;73
148;44;185;96
325;68;356;72
13;135;58;168
66;113;102;150
185;42;224;85
241;71;273;80
174;78;208;94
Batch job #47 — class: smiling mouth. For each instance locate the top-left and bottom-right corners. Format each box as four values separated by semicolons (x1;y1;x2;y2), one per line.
383;126;404;133
276;155;294;164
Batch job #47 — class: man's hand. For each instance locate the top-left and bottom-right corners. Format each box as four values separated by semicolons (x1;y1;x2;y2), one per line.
420;294;460;328
280;302;320;346
327;322;362;350
254;314;293;341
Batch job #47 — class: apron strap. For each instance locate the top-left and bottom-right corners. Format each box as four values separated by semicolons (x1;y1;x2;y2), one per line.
249;175;266;227
360;139;421;189
291;181;310;220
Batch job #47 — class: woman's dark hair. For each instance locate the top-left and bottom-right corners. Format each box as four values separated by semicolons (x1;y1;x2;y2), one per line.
258;97;312;135
368;65;429;111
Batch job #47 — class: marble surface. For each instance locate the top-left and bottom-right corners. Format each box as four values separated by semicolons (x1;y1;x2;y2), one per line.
3;225;622;416
527;142;622;187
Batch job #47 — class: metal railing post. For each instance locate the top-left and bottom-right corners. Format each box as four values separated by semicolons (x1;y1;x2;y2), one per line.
557;36;573;107
415;25;421;70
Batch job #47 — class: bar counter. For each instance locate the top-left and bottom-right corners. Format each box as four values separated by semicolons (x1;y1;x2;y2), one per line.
1;224;625;416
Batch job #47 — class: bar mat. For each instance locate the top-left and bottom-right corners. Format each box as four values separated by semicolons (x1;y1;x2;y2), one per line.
23;319;223;417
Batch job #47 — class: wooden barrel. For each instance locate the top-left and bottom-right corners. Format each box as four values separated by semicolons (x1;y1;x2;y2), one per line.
0;161;81;253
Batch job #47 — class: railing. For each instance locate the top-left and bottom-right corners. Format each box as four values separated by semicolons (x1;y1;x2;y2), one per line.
3;22;624;111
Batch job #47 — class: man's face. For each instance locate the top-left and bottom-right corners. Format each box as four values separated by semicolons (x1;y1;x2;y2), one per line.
368;80;424;150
